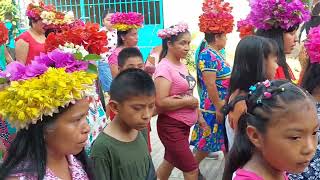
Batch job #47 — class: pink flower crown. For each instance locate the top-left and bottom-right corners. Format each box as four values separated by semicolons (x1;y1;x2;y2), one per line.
157;23;189;39
305;26;320;64
248;0;310;30
111;12;144;31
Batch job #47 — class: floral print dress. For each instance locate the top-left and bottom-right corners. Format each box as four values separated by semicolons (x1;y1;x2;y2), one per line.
190;47;231;152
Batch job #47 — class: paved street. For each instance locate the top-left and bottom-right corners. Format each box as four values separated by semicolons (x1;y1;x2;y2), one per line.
150;117;225;180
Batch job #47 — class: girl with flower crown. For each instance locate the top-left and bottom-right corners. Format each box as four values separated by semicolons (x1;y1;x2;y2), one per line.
108;12;144;78
190;0;233;167
154;23;207;180
288;25;320;180
250;0;310;81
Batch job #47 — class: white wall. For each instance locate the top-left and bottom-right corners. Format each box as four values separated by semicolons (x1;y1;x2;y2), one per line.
162;0;251;61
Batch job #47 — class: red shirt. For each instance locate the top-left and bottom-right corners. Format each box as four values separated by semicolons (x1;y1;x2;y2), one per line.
274;66;296;81
15;31;45;65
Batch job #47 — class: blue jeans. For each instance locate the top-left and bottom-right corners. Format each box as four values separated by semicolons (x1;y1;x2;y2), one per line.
98;61;112;92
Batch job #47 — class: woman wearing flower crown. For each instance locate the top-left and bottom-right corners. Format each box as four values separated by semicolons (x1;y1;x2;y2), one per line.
0;51;97;179
250;0;310;81
154;22;206;180
108;12;143;78
15;2;47;65
288;25;320;180
190;0;233;166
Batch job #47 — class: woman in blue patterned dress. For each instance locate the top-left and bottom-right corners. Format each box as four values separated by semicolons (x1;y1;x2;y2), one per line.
190;1;234;166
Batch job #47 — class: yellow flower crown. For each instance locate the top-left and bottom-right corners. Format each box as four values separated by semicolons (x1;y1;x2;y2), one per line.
0;68;97;129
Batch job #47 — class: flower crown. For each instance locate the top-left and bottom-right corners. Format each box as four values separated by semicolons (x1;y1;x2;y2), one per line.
26;2;54;21
248;0;310;30
26;2;75;29
0;22;8;45
304;26;320;64
45;22;108;56
237;17;254;39
157;23;189;39
199;0;234;34
111;12;144;31
0;20;107;129
0;61;96;129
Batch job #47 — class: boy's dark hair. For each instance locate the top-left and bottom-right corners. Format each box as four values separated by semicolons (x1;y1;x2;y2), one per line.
118;47;143;67
223;80;314;180
110;69;155;103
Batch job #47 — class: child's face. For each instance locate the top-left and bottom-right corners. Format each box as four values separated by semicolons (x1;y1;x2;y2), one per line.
120;57;144;71
117;95;155;130
255;101;319;173
265;54;278;80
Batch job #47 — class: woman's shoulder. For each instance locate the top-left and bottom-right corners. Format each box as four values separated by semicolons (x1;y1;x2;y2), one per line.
16;31;31;41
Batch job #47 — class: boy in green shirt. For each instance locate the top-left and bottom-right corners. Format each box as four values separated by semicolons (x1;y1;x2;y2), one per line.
91;69;156;180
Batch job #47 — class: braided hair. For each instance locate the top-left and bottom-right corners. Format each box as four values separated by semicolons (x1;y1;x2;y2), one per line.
223;80;314;180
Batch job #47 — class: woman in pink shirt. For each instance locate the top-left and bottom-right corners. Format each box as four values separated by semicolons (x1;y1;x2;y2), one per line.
154;23;208;180
108;12;143;78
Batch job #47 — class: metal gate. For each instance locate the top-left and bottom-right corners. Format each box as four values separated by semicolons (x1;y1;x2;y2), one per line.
44;0;164;60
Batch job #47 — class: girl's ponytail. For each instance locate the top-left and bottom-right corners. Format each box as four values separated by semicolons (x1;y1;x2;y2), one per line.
223;113;255;180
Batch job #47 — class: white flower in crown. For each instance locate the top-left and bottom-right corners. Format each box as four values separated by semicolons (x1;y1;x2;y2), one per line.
64;11;75;24
40;11;56;25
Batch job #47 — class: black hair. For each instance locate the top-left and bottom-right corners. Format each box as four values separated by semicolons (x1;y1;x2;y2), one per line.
255;25;299;80
118;47;143;67
102;8;115;19
302;62;320;94
28;17;35;27
197;33;222;59
117;30;130;47
0;106;94;180
228;36;279;95
159;26;190;61
110;68;155;103
223;80;313;180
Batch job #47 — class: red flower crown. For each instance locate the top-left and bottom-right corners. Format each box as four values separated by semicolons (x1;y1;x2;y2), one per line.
45;23;108;55
199;0;234;34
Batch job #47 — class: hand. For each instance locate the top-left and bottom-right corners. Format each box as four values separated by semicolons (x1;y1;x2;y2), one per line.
228;100;247;130
215;100;225;123
198;114;210;131
185;96;199;109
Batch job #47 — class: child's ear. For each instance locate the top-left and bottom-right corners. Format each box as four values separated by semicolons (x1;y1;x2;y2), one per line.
246;125;264;149
109;100;120;115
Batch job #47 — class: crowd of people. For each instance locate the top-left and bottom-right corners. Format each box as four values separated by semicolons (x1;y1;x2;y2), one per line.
0;0;320;180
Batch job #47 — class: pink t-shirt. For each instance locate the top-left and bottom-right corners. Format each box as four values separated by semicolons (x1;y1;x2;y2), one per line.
154;58;197;126
233;169;288;180
107;47;123;66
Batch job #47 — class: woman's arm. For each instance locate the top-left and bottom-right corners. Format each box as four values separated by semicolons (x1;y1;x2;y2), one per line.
15;39;29;64
109;64;119;78
154;77;198;112
202;71;225;122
